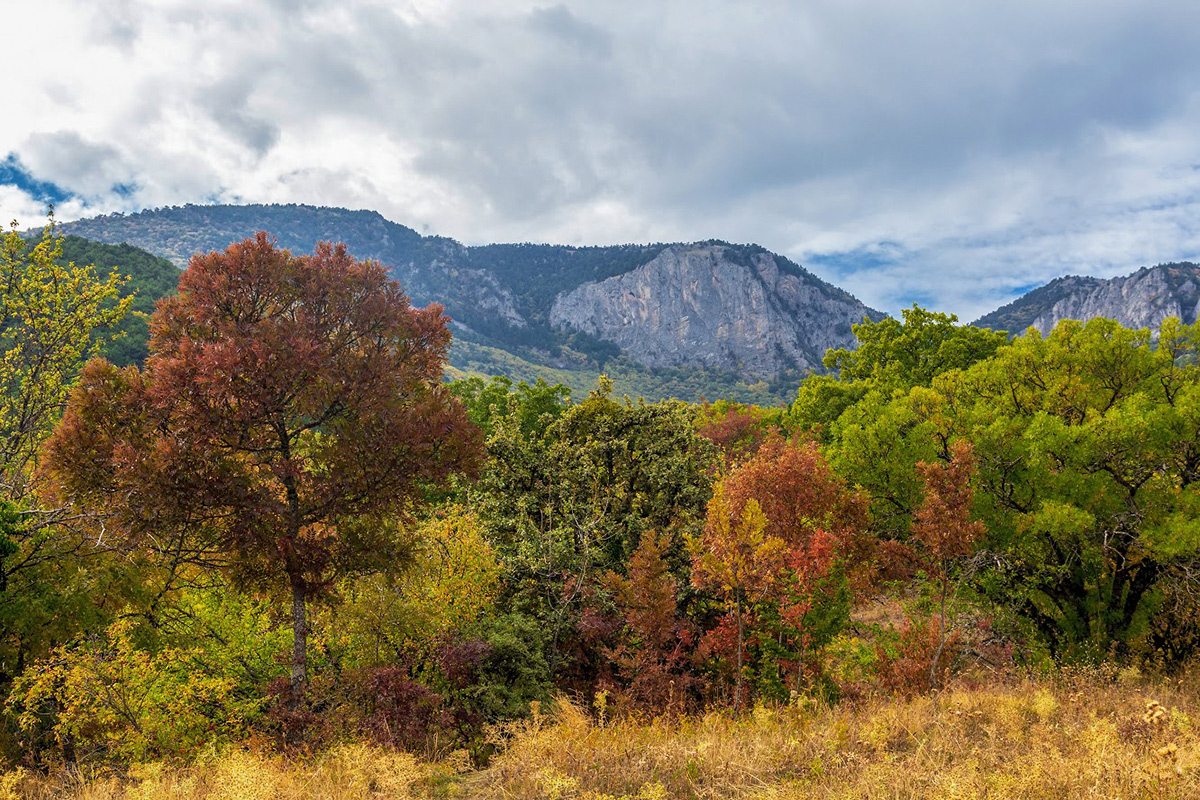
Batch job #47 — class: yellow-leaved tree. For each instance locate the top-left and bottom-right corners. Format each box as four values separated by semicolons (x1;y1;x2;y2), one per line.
1;217;130;501
0;216;130;687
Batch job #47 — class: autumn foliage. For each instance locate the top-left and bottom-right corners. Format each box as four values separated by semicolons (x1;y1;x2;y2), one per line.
41;233;482;704
692;438;867;705
18;222;1200;782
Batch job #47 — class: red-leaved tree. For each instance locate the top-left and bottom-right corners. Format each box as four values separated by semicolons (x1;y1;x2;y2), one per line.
719;436;867;550
605;530;697;711
693;437;868;704
912;440;984;690
41;233;483;705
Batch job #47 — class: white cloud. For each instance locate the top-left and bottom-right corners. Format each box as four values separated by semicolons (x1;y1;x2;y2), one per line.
3;0;1200;317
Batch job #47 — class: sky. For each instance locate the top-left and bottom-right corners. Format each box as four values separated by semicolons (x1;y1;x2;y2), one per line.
5;0;1200;320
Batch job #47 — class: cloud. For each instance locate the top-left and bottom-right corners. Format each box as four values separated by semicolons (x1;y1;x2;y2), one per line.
3;0;1200;318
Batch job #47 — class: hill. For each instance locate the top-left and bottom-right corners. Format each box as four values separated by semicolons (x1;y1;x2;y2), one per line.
974;261;1200;335
55;204;884;402
43;234;181;366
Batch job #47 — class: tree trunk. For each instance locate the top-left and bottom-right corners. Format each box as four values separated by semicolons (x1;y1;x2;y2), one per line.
735;596;744;713
929;571;949;693
290;576;308;710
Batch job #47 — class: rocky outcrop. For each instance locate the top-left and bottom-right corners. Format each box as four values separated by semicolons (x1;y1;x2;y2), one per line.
549;243;880;377
53;204;885;386
974;263;1200;336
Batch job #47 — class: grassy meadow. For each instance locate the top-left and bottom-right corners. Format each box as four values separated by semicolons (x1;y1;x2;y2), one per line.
10;667;1200;800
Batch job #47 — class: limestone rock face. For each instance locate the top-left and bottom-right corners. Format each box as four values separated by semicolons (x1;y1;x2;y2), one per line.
549;243;878;377
975;263;1200;336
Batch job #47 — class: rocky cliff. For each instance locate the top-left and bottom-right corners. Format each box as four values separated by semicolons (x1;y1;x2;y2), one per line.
974;262;1200;335
549;243;880;377
52;205;885;396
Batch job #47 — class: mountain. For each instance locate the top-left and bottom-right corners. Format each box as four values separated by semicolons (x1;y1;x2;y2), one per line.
974;262;1200;335
550;242;869;375
54;203;883;402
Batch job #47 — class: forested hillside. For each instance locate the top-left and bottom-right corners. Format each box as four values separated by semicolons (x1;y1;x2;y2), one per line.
55;235;180;365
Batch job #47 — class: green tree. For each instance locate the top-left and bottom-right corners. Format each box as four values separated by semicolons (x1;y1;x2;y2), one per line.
473;379;717;686
792;306;1006;437
828;317;1200;661
823;304;1007;387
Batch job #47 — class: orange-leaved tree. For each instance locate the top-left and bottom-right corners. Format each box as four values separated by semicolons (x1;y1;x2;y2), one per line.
41;233;483;706
695;437;868;702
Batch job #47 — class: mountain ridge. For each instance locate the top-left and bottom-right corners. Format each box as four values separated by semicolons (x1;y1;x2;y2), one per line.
54;203;884;399
973;262;1200;335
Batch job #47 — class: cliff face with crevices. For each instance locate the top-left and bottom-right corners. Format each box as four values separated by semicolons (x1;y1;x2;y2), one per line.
974;262;1200;336
52;204;886;396
549;243;881;377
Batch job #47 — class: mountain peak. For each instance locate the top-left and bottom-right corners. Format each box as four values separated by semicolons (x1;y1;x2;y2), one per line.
974;262;1200;335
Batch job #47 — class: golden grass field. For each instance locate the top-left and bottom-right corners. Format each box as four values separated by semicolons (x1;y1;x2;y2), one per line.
8;668;1200;799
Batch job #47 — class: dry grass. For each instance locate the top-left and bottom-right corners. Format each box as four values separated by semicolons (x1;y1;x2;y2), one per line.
1;743;463;800
474;668;1200;799
9;669;1200;799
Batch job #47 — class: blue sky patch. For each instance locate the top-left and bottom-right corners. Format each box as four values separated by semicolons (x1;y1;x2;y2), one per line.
0;154;75;206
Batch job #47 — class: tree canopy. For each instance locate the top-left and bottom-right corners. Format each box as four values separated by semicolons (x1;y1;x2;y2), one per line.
42;233;483;703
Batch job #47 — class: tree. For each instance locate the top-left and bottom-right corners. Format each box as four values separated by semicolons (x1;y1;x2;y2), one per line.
472;380;716;689
696;438;865;700
42;233;482;704
827;317;1200;661
0;218;130;689
822;304;1007;388
1;219;130;500
792;305;1006;439
691;486;783;710
605;530;697;710
911;440;984;689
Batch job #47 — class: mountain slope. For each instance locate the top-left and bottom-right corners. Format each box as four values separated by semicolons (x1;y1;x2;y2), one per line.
550;243;872;375
974;262;1200;335
55;203;883;400
43;235;181;366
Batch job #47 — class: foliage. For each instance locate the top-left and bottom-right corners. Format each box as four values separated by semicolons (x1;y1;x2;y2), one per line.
54;235;180;367
692;401;785;466
10;618;261;763
691;487;783;708
0;221;134;708
1;221;130;499
826;316;1200;661
473;379;717;690
691;439;864;703
336;509;500;666
604;531;697;711
823;304;1007;388
792;305;1005;439
449;376;570;439
910;440;986;689
40;233;483;703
